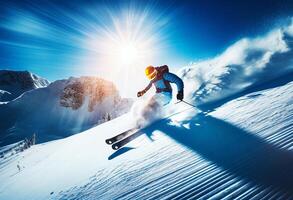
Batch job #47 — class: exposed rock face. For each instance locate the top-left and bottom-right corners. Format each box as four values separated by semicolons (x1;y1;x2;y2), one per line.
60;82;85;110
60;77;120;112
0;70;49;101
0;76;133;146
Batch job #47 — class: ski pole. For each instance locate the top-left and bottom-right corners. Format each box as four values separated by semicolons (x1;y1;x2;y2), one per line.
182;100;197;108
175;100;197;108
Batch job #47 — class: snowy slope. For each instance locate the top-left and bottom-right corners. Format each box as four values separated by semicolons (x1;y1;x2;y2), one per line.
180;20;293;104
0;70;49;102
0;79;292;200
0;76;132;147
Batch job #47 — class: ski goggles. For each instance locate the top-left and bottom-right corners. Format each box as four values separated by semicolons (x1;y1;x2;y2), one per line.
147;69;157;80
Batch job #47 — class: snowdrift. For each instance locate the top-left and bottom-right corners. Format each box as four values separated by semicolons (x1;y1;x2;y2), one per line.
180;19;293;104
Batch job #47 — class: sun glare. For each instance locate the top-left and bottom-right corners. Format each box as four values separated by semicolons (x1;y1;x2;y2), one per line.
83;4;171;97
119;43;139;65
86;5;170;68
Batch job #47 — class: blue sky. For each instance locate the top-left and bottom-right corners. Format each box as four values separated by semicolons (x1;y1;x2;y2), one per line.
0;0;292;82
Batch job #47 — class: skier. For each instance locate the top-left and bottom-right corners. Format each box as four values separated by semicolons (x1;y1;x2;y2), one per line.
105;65;184;149
137;65;184;106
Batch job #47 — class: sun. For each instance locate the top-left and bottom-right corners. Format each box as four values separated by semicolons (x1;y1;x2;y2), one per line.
85;5;170;68
119;42;139;65
83;5;171;96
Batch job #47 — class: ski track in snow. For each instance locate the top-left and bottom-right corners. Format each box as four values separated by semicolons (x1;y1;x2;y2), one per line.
0;80;290;199
57;81;292;200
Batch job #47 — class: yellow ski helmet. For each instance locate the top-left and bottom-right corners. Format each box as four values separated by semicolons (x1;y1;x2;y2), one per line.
145;65;157;80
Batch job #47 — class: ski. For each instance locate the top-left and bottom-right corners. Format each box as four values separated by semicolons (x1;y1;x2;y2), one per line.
105;127;139;145
112;129;144;150
108;103;196;150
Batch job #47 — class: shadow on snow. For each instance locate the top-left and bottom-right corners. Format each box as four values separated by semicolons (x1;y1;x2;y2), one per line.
108;147;135;160
144;113;293;193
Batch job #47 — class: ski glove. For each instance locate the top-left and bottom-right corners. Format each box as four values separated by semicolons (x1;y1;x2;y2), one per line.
137;91;145;97
177;91;184;101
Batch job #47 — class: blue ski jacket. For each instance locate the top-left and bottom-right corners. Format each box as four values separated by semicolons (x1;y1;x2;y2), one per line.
142;72;184;94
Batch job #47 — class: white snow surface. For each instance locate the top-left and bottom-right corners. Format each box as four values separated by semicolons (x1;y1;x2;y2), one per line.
0;79;292;199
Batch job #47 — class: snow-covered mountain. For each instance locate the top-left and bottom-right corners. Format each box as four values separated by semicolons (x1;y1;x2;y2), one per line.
0;70;49;102
0;19;293;200
0;76;133;147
